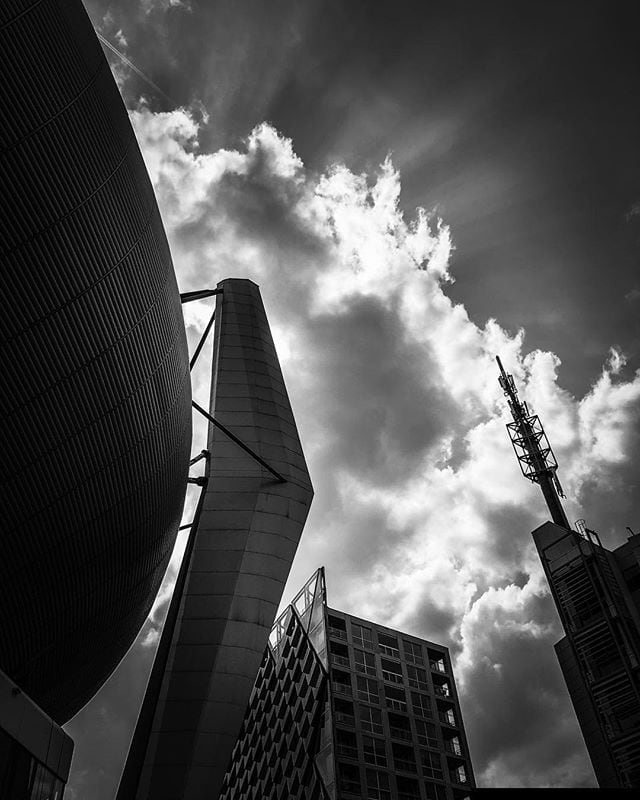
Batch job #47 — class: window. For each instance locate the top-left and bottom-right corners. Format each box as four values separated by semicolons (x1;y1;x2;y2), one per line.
433;678;451;698
363;735;387;767
415;719;438;749
338;763;361;795
407;664;428;691
403;640;424;665
365;769;391;800
334;698;355;726
357;676;379;704
330;641;350;668
352;623;373;649
355;648;377;676
333;669;352;697
424;782;447;800
420;750;443;779
329;615;347;640
381;657;403;684
396;775;421;800
388;712;412;741
411;691;431;718
393;743;417;773
452;764;468;784
385;685;407;711
336;729;357;760
360;705;383;735
439;706;456;726
445;735;463;756
378;632;400;658
428;649;447;673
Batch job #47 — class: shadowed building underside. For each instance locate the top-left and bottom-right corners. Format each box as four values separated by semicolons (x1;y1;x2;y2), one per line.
0;0;191;724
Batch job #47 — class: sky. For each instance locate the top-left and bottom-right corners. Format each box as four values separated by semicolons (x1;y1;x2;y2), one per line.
65;1;640;795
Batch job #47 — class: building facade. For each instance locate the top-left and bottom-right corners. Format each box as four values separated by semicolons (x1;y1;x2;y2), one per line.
533;521;640;787
496;359;640;788
1;8;191;795
222;568;475;800
118;280;314;800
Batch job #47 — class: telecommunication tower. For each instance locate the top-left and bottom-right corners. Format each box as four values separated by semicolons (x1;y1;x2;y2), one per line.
496;355;569;529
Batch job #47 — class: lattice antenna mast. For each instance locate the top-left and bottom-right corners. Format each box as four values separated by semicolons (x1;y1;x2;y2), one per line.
496;356;569;529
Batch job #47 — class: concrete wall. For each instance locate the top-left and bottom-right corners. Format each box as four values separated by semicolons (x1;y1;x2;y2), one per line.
120;279;313;799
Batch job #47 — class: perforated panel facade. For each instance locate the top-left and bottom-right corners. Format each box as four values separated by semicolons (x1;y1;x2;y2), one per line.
0;0;191;723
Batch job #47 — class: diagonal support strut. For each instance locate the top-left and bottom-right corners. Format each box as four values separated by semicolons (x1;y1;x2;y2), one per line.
192;401;286;484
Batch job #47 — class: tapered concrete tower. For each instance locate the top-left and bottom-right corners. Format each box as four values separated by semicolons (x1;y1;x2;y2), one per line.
118;279;314;799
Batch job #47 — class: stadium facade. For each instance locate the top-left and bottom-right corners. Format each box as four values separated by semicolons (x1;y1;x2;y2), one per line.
1;0;191;792
221;568;475;800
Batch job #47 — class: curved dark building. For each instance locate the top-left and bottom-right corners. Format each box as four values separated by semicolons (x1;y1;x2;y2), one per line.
0;0;191;723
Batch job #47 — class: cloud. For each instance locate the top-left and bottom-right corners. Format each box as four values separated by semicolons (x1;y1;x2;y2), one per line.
66;109;640;795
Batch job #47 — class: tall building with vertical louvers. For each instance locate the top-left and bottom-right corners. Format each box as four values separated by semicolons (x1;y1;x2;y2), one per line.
533;522;640;787
221;568;475;800
496;358;640;788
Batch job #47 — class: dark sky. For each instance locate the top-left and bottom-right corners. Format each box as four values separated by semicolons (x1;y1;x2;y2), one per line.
90;0;640;395
65;1;640;796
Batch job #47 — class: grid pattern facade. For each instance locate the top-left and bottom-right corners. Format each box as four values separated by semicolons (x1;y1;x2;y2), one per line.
0;0;191;723
221;609;331;800
327;610;475;800
221;569;475;800
534;522;640;787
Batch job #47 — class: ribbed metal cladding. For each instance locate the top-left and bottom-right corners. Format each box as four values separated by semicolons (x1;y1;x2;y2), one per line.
0;0;192;723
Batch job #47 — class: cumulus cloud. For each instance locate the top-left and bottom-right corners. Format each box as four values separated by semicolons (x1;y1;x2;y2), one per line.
67;108;640;796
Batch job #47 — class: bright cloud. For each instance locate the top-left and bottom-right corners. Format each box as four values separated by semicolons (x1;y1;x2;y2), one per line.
127;107;640;787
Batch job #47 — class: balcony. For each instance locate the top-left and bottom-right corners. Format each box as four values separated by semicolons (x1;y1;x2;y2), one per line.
439;710;456;726
434;684;451;698
445;739;463;757
336;743;358;760
390;727;412;742
382;670;403;684
333;682;353;697
329;627;348;641
335;712;355;727
332;654;350;668
430;659;447;673
451;766;469;784
394;758;417;773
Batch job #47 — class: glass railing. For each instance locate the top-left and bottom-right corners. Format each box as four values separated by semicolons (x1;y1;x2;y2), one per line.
336;743;358;759
330;627;348;640
390;727;412;741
